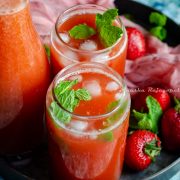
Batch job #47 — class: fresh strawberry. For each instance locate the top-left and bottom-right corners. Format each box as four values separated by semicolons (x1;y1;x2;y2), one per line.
126;27;146;60
132;87;170;112
161;97;180;152
125;130;161;171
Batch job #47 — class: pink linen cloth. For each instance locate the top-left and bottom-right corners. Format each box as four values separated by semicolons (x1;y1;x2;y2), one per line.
30;0;180;98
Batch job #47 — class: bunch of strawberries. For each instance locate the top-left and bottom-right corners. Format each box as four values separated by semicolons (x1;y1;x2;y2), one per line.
124;27;180;171
124;86;180;171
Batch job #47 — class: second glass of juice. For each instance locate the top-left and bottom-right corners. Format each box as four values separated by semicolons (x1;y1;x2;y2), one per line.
50;4;127;76
46;62;130;180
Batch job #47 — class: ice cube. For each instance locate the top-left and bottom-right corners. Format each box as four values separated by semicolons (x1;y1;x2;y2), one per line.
79;40;97;51
59;33;70;43
69;75;83;82
91;52;110;62
105;81;119;92
83;80;102;97
60;50;78;67
70;120;88;131
89;130;98;140
115;92;122;100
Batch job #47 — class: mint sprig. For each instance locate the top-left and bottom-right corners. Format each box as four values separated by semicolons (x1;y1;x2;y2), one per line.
69;24;96;39
99;131;114;142
44;45;50;58
68;8;122;47
130;96;163;133
96;8;123;47
49;79;91;124
150;26;167;41
149;12;167;26
149;12;167;41
101;99;128;141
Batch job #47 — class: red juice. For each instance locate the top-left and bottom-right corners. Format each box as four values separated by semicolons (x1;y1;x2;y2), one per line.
0;0;50;154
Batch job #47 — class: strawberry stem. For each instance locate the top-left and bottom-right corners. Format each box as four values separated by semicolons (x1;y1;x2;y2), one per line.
174;97;180;113
144;139;161;162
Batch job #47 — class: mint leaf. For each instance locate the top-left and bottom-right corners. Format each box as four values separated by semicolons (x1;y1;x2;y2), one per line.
49;79;91;124
99;25;123;47
96;9;118;28
75;89;91;101
57;90;76;112
44;45;50;58
149;12;167;26
69;24;96;39
150;26;167;40
106;100;119;112
131;96;163;133
96;8;123;47
54;80;78;96
49;101;71;124
99;131;114;142
106;100;128;126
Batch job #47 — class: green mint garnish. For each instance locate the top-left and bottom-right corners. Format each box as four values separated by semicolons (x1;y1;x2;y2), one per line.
44;45;50;58
99;131;114;142
49;101;71;124
101;99;128;142
96;8;123;47
75;89;92;101
150;26;167;40
130;96;163;133
68;8;122;46
149;12;167;41
105;100;128;126
69;24;96;39
149;12;167;26
49;79;91;124
96;8;119;29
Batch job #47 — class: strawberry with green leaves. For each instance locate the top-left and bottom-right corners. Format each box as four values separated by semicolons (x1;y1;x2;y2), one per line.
130;95;163;133
125;130;161;171
130;87;170;133
132;87;170;112
161;97;180;152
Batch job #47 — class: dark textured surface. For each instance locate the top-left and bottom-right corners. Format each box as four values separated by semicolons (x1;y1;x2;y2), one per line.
9;148;179;180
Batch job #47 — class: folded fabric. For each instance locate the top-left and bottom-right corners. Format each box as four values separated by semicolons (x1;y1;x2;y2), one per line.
30;0;114;37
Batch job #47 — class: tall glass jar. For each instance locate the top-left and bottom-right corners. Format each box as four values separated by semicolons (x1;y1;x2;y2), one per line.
0;0;50;154
50;4;127;76
46;62;130;180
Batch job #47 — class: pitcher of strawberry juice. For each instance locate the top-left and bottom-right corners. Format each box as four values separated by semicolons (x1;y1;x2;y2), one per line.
0;0;50;155
50;4;127;76
46;62;130;180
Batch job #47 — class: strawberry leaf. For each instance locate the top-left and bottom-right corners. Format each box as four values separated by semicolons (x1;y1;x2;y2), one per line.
130;96;163;133
144;138;161;161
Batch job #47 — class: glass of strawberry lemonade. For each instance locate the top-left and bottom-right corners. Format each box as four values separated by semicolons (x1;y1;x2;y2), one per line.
46;62;130;180
50;4;127;76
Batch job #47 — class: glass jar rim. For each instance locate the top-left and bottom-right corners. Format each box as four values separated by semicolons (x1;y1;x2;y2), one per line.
54;4;126;55
0;0;28;15
49;62;130;136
